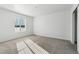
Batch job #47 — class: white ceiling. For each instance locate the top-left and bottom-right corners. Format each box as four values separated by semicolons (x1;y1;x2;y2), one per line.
0;4;73;17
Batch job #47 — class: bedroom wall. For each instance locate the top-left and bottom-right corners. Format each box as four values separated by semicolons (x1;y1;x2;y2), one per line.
0;8;33;42
33;10;71;41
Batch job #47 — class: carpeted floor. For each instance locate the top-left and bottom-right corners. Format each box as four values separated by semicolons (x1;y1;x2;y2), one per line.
0;35;78;54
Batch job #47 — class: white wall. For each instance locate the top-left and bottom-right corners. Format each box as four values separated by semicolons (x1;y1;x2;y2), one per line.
34;11;71;41
0;8;33;42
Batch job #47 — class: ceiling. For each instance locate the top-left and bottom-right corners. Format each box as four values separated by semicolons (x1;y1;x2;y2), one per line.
0;4;73;17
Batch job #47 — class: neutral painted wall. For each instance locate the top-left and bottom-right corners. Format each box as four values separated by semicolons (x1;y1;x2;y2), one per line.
34;11;71;41
0;8;33;42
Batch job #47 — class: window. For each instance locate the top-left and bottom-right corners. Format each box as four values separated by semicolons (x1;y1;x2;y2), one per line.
15;16;26;32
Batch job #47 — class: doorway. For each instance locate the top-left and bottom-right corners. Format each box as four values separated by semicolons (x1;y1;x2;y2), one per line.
72;7;77;50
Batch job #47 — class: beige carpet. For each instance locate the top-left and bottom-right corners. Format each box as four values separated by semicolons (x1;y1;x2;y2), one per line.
0;35;78;54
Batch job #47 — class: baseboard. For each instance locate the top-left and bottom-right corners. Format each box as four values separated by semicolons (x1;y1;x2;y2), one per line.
33;34;71;42
0;34;34;43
